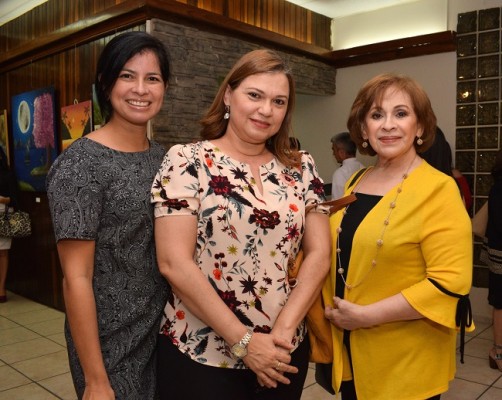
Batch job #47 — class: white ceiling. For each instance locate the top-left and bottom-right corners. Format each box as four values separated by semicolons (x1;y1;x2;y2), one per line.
0;0;47;26
286;0;421;18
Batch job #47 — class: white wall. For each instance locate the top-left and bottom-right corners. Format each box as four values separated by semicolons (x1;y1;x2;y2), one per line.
293;52;456;183
332;0;448;50
292;0;502;308
293;0;502;185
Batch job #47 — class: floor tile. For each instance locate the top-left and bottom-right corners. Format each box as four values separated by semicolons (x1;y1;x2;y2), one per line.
478;386;502;399
12;350;70;381
493;375;502;388
301;382;338;399
0;364;31;391
463;337;493;359
0;337;65;364
467;320;491;337
46;332;67;347
0;383;59;400
39;372;77;400
27;317;65;337
0;316;19;330
442;378;489;399
304;364;316;387
454;354;502;385
0;294;47;317
0;325;40;346
6;307;63;326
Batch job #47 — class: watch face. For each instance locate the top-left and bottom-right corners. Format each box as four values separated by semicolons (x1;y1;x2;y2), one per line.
231;344;247;358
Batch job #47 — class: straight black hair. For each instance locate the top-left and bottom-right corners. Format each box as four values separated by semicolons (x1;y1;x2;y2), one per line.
95;31;171;123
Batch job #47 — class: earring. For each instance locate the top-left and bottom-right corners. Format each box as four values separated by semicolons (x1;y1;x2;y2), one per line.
223;105;230;120
362;140;368;148
417;137;423;145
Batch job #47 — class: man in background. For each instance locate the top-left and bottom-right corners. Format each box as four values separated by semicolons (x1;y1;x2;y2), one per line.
331;132;364;199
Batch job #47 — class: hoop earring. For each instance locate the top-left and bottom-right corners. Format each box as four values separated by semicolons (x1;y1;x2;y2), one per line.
362;140;368;148
416;137;423;146
223;105;230;120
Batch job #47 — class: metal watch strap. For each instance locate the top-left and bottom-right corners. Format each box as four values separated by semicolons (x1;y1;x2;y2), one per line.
238;330;253;347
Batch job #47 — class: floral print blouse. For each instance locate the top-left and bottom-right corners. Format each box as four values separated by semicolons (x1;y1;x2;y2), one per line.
151;140;327;368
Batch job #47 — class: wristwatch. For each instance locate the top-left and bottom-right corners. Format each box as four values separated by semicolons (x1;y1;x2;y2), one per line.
231;330;253;359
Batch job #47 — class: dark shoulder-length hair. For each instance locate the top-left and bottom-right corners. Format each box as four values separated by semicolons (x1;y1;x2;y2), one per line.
95;31;171;123
200;49;300;168
347;73;437;156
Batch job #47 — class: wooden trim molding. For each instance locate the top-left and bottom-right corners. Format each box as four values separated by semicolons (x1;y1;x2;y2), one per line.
324;31;457;68
0;0;457;75
0;0;331;74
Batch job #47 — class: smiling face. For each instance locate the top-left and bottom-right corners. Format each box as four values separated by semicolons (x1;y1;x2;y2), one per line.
108;50;166;128
223;72;289;146
363;85;423;163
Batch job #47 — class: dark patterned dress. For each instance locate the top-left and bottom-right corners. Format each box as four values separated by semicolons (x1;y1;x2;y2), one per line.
47;137;169;400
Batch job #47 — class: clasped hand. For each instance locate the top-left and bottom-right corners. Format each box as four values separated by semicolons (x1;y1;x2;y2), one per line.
243;332;298;388
325;296;372;331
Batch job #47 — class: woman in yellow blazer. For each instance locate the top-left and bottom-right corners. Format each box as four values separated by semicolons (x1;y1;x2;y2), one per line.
323;73;473;400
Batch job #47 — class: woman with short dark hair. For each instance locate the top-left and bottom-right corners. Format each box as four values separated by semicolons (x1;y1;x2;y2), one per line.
47;31;171;399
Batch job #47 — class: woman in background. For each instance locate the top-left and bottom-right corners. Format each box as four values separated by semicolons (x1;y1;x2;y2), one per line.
47;31;170;399
481;148;502;372
324;73;473;400
0;147;17;303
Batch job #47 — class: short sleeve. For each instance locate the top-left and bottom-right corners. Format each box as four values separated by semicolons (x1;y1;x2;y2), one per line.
46;143;103;242
301;151;329;215
151;143;200;218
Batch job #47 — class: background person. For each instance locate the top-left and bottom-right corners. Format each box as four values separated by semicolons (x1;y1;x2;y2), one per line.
421;126;472;210
151;49;330;400
323;73;473;400
330;132;364;199
0;147;17;303
480;148;502;372
47;31;170;399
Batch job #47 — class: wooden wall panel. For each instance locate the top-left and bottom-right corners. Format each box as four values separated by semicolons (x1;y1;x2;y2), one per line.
176;0;331;48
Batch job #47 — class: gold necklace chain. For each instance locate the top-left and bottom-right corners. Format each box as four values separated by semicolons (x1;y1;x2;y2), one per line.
336;156;417;290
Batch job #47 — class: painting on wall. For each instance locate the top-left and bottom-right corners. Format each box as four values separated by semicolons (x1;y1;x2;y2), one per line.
61;100;92;151
11;86;58;191
0;110;9;166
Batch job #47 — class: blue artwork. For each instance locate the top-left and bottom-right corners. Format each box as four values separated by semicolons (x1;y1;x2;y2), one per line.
11;86;57;191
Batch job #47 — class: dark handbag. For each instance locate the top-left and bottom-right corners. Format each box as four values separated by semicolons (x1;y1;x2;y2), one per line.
0;208;32;238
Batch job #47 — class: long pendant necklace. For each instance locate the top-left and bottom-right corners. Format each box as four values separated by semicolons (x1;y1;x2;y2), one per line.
336;156;417;290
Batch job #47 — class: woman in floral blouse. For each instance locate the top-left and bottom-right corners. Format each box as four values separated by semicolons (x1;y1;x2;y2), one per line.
151;49;331;400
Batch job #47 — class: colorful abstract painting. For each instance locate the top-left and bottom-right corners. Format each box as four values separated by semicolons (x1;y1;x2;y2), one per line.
11;86;57;191
0;110;9;166
61;100;92;151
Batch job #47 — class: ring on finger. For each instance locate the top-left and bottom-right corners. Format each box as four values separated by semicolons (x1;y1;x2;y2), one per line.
275;361;282;371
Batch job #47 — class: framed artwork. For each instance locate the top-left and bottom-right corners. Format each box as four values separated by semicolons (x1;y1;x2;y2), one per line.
61;100;92;151
0;110;9;166
11;86;57;191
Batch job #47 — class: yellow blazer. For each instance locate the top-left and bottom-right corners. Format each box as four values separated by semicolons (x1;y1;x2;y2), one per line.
323;161;474;400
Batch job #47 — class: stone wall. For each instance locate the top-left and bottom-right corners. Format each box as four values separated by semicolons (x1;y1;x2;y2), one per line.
149;19;337;149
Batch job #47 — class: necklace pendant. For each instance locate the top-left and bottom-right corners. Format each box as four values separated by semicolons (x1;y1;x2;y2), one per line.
346;284;352;290
337;267;345;275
